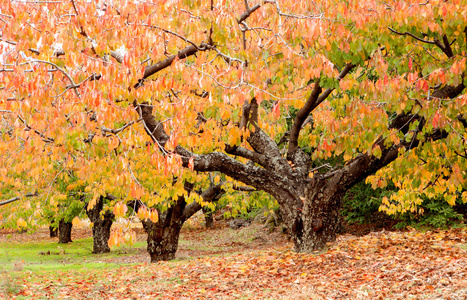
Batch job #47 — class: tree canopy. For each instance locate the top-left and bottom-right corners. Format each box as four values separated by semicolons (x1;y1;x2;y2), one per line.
0;0;466;251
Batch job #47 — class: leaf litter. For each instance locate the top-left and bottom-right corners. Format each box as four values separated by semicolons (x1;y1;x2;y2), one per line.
2;225;466;299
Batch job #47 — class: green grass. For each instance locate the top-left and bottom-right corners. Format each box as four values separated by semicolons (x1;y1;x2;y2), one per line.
0;237;146;273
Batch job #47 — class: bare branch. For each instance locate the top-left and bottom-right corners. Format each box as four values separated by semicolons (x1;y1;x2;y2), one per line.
18;115;54;143
101;119;142;135
136;43;211;88
388;27;454;58
0;192;38;206
237;3;262;24
19;60;80;97
144;25;201;50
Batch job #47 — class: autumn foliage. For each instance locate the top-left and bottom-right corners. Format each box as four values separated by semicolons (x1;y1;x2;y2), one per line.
0;0;466;252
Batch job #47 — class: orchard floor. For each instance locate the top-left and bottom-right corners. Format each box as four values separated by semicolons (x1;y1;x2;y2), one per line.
1;214;467;299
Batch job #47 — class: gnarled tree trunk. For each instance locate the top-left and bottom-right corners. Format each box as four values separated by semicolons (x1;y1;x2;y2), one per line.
58;219;72;243
142;218;182;261
86;196;114;254
288;180;343;252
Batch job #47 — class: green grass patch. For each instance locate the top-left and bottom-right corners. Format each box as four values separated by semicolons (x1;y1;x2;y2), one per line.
0;238;147;273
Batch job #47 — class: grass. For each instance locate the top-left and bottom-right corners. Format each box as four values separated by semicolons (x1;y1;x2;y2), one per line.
0;237;146;273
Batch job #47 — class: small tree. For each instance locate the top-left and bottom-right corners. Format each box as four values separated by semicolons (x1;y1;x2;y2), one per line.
85;195;115;253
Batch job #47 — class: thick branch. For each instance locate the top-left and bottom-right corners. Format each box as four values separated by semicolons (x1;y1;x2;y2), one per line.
136;103;170;148
288;63;355;156
431;83;465;99
288;82;322;155
314;63;355;108
224;145;269;167
181;184;224;222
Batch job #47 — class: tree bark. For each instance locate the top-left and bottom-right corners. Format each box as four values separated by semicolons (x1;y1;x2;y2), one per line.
49;224;58;237
142;217;182;262
86;196;114;254
58;219;72;243
134;183;223;262
291;180;343;252
202;206;214;228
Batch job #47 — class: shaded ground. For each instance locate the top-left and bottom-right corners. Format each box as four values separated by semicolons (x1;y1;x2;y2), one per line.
0;214;288;265
1;215;466;299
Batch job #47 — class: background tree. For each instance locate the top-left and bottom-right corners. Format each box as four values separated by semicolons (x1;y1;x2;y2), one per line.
1;0;466;256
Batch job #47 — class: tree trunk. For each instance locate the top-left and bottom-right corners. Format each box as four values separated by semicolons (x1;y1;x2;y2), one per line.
86;196;114;254
292;190;342;252
202;206;214;228
142;219;182;262
268;175;344;252
49;225;58;237
135;183;223;262
58;219;72;243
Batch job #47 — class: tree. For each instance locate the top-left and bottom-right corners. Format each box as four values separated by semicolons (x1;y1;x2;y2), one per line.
126;181;224;261
85;195;115;253
1;0;466;256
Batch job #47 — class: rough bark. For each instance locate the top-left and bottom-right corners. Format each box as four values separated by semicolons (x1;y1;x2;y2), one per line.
86;196;114;254
58;219;72;243
142;217;182;262
135;183;223;262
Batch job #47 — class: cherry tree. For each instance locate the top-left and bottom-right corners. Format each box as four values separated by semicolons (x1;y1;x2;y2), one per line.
1;0;466;259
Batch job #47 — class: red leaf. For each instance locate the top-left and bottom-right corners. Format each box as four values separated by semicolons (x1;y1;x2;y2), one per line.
432;113;440;128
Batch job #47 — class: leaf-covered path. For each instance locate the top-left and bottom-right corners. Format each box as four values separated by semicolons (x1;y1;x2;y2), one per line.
3;226;467;299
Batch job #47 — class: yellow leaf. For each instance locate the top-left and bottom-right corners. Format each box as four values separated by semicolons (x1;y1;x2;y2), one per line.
149;209;159;223
228;127;240;146
17;218;27;228
72;217;81;228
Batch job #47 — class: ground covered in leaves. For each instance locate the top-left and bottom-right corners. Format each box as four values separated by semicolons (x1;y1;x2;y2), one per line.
1;219;466;299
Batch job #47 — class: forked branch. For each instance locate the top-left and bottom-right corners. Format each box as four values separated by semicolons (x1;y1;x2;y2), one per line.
388;27;454;58
288;63;355;156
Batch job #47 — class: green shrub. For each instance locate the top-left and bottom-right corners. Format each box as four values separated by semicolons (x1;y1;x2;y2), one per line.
342;182;394;224
343;181;465;229
394;196;464;229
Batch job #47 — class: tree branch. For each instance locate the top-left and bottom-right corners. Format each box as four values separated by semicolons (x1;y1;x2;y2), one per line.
0;192;38;206
237;3;262;24
18;115;55;143
224;145;269;167
136;42;211;88
288;82;322;155
288;63;355;156
181;184;224;222
388;27;454;58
